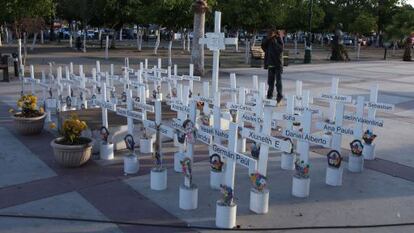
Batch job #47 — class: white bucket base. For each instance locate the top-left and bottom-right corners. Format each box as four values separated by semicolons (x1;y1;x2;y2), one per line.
100;143;114;160
173;134;180;147
215;202;237;229
124;154;139;174
237;138;246;153
292;176;310;198
325;166;343;186
363;143;375;160
210;170;223;190
140;138;153;154
249;188;269;214
179;185;198;210
281;153;295;170
174;152;184;173
248;162;256;176
150;168;167;191
348;154;364;172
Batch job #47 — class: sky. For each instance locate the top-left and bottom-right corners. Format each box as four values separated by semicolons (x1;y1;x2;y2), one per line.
407;0;414;6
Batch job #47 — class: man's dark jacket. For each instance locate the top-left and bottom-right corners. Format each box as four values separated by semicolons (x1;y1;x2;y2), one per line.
261;37;283;71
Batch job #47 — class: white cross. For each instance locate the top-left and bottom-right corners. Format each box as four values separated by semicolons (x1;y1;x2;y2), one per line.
345;85;393;138
366;85;394;130
220;73;238;100
94;82;117;129
199;11;237;95
317;78;353;151
211;120;257;228
23;65;39;94
283;107;331;164
181;64;201;97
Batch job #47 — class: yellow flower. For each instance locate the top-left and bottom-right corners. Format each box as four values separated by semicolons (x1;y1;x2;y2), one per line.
17;101;22;108
49;122;56;129
9;108;15;113
39;107;44;114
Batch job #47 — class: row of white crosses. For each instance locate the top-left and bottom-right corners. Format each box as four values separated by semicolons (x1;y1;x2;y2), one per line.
345;84;395;160
229;85;294;216
22;65;54;121
24;58;395;230
312;78;394;186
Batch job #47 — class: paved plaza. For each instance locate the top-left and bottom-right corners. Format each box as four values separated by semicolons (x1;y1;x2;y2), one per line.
0;58;413;233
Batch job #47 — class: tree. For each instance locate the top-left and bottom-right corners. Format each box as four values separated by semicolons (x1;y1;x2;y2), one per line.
384;4;414;61
191;0;209;76
284;0;325;32
349;12;377;35
0;0;54;39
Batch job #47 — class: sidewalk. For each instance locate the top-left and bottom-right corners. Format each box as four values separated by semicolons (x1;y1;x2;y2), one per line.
0;60;413;233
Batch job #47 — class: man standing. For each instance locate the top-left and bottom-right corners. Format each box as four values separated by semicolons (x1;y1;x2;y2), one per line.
262;28;284;104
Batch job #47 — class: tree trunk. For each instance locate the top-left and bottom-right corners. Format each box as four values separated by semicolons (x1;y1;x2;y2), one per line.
30;33;38;51
244;39;250;64
49;20;55;41
83;29;86;52
182;29;186;51
40;30;44;44
187;32;191;52
137;29;142;51
392;40;396;56
105;35;109;59
252;33;257;47
111;31;117;48
235;31;239;52
5;26;9;44
191;1;208;76
168;40;173;66
119;28;123;41
154;30;160;55
23;33;27;65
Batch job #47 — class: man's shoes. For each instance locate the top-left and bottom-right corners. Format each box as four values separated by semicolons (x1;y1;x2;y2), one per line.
266;95;273;100
276;96;284;107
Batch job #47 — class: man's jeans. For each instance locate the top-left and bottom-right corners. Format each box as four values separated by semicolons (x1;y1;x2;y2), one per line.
267;67;283;100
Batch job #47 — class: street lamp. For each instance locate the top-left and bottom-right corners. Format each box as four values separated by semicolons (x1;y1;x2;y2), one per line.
304;0;313;64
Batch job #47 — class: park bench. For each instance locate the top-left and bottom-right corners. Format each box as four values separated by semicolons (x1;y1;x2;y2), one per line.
250;46;264;67
250;46;289;67
251;46;265;59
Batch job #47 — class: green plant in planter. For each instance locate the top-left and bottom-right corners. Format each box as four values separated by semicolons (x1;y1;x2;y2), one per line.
10;94;44;118
59;114;89;145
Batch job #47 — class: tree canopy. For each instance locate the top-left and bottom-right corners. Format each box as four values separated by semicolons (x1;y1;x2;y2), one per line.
2;0;413;40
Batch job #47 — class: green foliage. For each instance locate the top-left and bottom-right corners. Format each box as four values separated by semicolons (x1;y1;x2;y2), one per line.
1;0;413;36
0;0;54;21
349;12;377;35
217;0;294;32
0;0;54;37
385;5;414;40
284;0;325;32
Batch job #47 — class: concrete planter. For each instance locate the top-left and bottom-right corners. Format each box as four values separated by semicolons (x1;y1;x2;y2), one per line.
12;113;46;135
51;137;93;168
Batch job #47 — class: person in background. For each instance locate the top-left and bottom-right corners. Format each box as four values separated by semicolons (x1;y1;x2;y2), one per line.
262;28;284;105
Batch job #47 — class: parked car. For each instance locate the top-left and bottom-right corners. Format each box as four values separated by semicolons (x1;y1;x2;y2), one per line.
59;28;71;39
121;28;135;40
343;36;354;46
